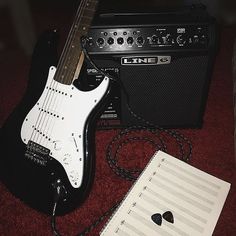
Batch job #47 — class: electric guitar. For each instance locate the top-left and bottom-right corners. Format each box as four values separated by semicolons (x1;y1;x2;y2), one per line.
0;0;110;215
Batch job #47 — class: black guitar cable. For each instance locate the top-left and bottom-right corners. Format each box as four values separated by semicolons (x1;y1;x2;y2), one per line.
51;186;120;236
51;180;64;236
50;36;193;236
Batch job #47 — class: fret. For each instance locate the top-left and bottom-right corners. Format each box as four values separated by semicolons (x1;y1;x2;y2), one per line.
87;0;98;3
61;48;81;70
81;15;93;20
80;16;93;26
82;8;97;18
85;0;98;10
54;0;98;84
59;48;82;82
85;7;97;12
72;19;93;35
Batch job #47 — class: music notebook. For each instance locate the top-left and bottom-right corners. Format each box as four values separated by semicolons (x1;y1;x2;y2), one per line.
100;151;231;236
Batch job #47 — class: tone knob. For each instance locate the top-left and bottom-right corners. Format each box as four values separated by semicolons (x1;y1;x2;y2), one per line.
69;170;80;186
63;153;71;165
53;140;62;151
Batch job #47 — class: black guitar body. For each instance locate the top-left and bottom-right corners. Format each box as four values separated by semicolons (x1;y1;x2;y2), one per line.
0;31;111;215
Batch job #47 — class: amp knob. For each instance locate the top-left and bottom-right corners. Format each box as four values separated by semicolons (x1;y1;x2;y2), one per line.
165;34;172;44
107;37;114;45
96;37;105;47
200;34;207;44
136;36;144;46
127;37;134;45
176;35;186;45
117;37;124;45
151;35;159;44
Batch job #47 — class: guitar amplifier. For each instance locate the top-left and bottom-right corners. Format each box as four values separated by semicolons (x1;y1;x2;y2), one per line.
82;5;218;128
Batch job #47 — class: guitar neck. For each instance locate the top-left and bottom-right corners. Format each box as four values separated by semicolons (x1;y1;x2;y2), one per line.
54;0;98;85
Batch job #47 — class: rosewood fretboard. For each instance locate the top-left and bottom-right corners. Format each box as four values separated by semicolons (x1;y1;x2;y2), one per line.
54;0;98;85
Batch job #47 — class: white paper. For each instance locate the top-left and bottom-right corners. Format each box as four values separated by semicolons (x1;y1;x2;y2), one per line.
100;151;231;236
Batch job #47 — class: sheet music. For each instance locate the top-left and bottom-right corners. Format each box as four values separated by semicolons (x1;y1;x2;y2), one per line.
100;151;231;236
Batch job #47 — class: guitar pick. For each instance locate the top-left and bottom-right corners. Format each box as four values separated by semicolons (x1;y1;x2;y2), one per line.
151;213;162;226
162;211;174;224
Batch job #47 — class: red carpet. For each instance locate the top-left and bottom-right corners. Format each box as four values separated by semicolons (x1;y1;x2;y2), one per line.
0;4;236;236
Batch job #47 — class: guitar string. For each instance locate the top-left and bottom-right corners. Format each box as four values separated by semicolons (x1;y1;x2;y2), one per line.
29;71;57;144
40;82;63;147
42;1;86;147
43;0;97;152
38;77;61;146
30;0;89;147
43;0;92;148
62;0;97;83
38;0;87;147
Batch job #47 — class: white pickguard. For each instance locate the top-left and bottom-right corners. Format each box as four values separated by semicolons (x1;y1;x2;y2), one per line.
21;66;110;188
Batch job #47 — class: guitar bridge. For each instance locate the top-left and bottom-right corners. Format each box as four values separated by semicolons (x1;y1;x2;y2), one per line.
25;141;50;166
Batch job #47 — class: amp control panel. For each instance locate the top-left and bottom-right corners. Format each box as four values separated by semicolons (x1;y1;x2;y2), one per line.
85;24;211;54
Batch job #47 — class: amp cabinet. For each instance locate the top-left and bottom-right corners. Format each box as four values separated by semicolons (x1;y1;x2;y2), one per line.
83;5;218;128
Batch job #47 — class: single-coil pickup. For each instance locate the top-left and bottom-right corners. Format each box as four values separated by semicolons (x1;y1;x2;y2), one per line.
37;107;63;119
37;108;65;120
32;126;52;141
46;86;73;97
